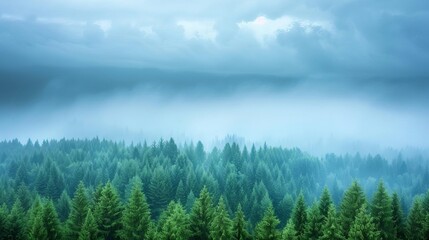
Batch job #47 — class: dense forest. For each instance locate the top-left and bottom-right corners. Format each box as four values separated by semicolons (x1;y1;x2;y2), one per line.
0;138;429;240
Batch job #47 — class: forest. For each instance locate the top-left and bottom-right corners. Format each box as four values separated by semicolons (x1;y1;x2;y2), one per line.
0;138;429;240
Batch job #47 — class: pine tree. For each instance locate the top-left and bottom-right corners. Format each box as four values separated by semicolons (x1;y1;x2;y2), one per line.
119;180;151;239
319;204;343;240
277;194;294;227
189;186;214;240
160;202;191;240
319;187;333;222
30;213;47;240
232;204;251;240
210;197;233;240
254;205;281;240
406;198;425;240
145;222;158;240
148;166;172;218
291;193;307;240
282;220;297;240
348;204;380;240
67;181;89;239
94;182;122;240
339;181;366;238
8;199;27;240
43;200;62;240
57;190;71;222
304;203;322;240
0;204;9;239
370;181;393;240
391;192;405;240
78;209;98;240
27;197;43;235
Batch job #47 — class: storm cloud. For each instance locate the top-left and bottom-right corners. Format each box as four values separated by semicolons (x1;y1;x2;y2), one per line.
0;0;428;153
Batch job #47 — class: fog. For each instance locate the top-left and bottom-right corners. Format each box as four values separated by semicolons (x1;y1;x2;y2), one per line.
1;0;429;155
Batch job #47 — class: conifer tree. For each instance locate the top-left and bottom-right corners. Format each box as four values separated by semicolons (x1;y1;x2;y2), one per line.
67;181;89;239
291;193;307;240
42;200;62;240
304;203;322;240
0;204;9;239
210;197;233;240
406;198;425;240
391;192;405;240
78;209;98;240
254;205;281;240
160;202;191;240
370;181;393;240
282;220;297;240
119;180;151;239
319;204;343;240
57;190;71;222
30;213;47;240
339;181;366;238
189;186;214;240
319;187;333;221
8;199;27;240
27;197;43;235
94;182;122;240
145;222;158;240
232;204;251;240
348;204;380;240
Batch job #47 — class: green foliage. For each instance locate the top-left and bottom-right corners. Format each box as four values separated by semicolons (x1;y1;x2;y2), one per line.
391;192;405;240
291;193;307;240
254;205;281;240
339;181;366;238
30;213;47;240
304;203;322;240
67;181;89;239
370;180;393;240
78;209;99;240
94;182;122;240
119;180;151;239
406;198;425;240
42;200;62;240
319;187;333;221
0;204;9;239
282;220;297;240
56;191;71;222
348;204;380;240
159;202;191;240
189;186;214;240
320;204;344;240
210;197;233;240
232;204;251;240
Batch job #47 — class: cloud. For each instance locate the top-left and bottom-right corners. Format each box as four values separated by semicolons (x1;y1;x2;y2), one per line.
177;20;217;42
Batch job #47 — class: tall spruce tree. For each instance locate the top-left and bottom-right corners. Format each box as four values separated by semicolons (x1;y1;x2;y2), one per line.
348;204;380;240
254;205;281;240
210;197;233;240
291;193;307;240
0;204;9;240
160;202;191;240
30;213;47;240
391;192;405;240
232;204;251;240
67;181;89;239
42;200;62;240
95;182;123;240
78;209;98;240
8;199;27;240
319;204;343;240
370;181;393;240
406;198;425;240
319;187;333;222
304;203;322;240
282;220;297;240
189;186;214;240
119;181;151;239
339;181;366;238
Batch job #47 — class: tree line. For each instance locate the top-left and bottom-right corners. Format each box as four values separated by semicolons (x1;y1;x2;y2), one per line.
0;138;428;239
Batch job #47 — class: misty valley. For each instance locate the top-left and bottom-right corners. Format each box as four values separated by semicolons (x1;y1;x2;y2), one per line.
0;138;428;240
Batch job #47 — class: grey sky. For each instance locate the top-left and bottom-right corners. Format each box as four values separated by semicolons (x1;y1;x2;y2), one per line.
0;0;428;153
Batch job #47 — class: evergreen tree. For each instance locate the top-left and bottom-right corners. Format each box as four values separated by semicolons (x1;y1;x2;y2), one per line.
189;186;214;240
43;200;62;240
210;197;233;240
370;181;393;240
391;192;405;240
339;181;366;238
406;198;425;240
304;203;322;240
277;194;294;227
160;202;191;240
30;213;47;240
145;222;158;240
282;220;297;240
57;191;71;222
348;204;380;240
254;205;281;240
0;204;9;239
119;180;151;239
291;193;307;240
8;199;27;240
320;204;343;240
148;166;172;218
78;209;99;240
319;187;333;222
27;197;43;235
94;182;122;240
232;204;251;240
67;181;89;239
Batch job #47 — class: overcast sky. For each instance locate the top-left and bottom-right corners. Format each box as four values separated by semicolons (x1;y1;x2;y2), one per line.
0;0;428;153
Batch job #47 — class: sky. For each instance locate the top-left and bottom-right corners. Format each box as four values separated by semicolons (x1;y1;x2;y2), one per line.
0;0;428;154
